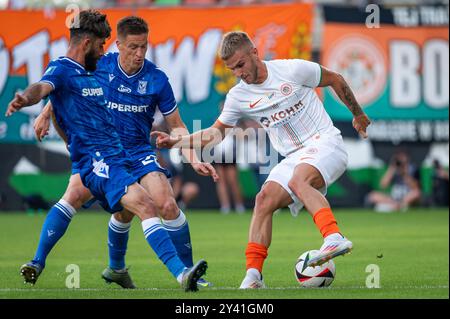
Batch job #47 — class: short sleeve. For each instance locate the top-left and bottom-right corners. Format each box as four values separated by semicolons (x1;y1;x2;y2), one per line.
158;78;177;116
40;63;65;91
217;95;241;127
289;59;322;88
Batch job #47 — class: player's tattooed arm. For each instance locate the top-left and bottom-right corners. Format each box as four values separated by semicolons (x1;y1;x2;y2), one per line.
318;65;371;138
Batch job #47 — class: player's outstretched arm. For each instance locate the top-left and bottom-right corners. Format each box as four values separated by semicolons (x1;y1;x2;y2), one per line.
5;82;53;117
162;110;219;182
318;66;371;138
152;117;232;150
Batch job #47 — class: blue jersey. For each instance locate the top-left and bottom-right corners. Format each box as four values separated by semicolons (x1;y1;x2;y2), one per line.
40;57;125;169
95;53;177;156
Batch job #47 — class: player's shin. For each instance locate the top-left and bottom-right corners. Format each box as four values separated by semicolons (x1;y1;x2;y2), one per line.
141;217;186;280
32;199;76;267
245;242;268;273
162;210;193;267
312;207;340;238
107;215;131;270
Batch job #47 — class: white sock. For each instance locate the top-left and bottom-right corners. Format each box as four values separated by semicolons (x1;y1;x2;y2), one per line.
162;210;186;228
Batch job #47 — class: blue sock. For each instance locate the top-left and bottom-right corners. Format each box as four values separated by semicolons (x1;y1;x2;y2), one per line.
32;199;76;267
142;217;186;279
162;210;193;267
108;215;131;270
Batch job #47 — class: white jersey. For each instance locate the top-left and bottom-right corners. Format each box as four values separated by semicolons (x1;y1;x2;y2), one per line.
218;59;341;157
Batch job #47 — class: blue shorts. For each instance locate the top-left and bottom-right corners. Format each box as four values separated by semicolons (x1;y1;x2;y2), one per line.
78;150;171;213
130;150;172;181
77;152;138;214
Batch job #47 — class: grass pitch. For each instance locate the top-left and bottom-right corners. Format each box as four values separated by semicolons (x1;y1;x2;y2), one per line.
0;208;448;299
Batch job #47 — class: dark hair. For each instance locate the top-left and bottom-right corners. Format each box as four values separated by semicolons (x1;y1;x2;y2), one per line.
117;16;149;38
69;10;111;43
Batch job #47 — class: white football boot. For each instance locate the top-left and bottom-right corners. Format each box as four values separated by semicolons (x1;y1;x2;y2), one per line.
307;233;353;267
239;268;266;289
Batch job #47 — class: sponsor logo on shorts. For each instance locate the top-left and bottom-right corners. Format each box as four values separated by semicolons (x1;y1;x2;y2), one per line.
306;147;318;155
92;158;110;179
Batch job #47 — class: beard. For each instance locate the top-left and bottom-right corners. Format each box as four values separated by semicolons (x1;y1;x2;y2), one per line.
85;49;99;72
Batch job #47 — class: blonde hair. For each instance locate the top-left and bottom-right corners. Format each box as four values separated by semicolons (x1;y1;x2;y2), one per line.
219;31;254;60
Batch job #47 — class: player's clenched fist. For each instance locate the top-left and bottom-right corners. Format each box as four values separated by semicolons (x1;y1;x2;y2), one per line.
352;113;371;139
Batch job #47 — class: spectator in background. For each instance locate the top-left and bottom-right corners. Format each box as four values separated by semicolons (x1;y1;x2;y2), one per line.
367;151;422;212
431;159;449;207
152;110;200;210
211;125;246;214
157;148;201;210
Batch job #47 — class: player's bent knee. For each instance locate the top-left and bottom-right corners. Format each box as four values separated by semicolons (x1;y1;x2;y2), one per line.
254;190;276;216
62;187;91;210
114;210;134;223
159;198;179;220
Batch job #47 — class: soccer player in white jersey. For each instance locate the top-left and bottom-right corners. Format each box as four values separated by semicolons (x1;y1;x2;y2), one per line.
152;31;371;289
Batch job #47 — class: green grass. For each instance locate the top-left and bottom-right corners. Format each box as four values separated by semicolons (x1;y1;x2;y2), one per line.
0;209;448;299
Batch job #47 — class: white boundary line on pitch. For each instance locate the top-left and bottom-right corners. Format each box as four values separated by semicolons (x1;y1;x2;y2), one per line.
0;285;448;292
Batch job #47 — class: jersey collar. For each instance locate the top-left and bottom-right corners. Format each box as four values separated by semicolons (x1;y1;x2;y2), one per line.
61;57;86;71
117;55;144;79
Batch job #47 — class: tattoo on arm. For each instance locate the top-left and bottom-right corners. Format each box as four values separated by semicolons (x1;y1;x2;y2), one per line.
341;83;363;116
24;83;51;106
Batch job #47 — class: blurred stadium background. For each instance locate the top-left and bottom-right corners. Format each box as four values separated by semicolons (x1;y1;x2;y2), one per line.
0;0;448;212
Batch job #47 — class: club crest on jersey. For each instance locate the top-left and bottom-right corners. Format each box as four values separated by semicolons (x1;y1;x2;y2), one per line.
92;158;110;179
138;80;147;94
118;85;132;93
109;74;115;82
280;83;293;96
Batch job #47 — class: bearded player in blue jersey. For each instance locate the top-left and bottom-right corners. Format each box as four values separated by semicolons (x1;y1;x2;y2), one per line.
6;10;211;292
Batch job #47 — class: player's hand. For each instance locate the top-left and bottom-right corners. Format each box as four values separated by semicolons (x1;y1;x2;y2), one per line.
5;92;29;117
191;162;219;182
151;131;179;149
34;112;51;142
352;113;371;139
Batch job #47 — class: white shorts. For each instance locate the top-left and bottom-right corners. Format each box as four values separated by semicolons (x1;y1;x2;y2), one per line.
264;134;348;216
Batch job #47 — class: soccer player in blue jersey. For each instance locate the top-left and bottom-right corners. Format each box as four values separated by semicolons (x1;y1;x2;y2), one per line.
29;15;216;289
6;10;208;292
